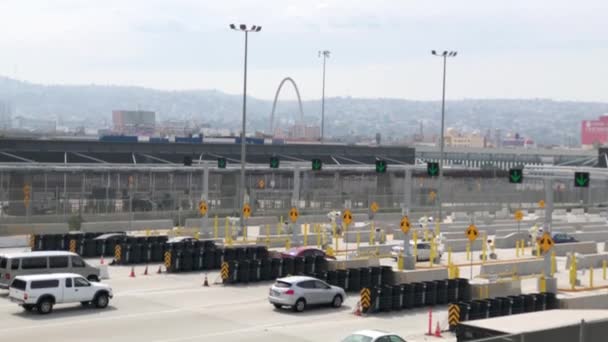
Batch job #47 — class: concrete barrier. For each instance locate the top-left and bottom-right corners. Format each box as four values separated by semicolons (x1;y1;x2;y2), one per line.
327;258;380;271
81;220;173;232
255;234;327;248
0;235;29;248
391;268;449;284
558;293;608;309
565;253;608;270
479;259;544;277
553;242;597;256
442;231;486;240
579;225;608;232
0;223;70;235
494;232;529;248
444;238;484;252
471;280;522;299
356;244;396;257
571;232;608;242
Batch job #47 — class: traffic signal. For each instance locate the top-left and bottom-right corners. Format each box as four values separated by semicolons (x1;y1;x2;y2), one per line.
574;172;590;188
509;169;523;184
427;162;439;177
269;156;279;169
217;158;227;169
312;158;322;171
375;160;387;173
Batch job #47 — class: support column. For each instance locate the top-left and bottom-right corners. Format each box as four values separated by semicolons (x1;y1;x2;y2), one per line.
403;167;415;269
542;178;557;292
292;167;301;244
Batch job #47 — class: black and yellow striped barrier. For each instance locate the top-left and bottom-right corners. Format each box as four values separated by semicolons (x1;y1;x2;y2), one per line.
69;239;76;253
449;303;460;331
114;245;122;263
221;262;230;283
164;251;171;269
360;288;371;313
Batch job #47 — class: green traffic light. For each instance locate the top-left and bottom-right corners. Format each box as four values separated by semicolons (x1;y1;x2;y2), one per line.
427;162;439;176
375;160;387;173
270;157;279;169
217;158;226;169
312;158;322;171
574;172;590;187
509;169;523;184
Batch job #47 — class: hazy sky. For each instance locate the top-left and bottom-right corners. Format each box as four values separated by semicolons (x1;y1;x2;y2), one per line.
0;0;607;101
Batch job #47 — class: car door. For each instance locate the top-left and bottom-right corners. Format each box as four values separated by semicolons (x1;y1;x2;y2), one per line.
62;278;79;302
297;280;319;304
313;280;334;304
73;277;94;301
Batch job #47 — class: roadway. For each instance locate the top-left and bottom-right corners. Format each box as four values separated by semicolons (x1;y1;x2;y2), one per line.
0;257;455;342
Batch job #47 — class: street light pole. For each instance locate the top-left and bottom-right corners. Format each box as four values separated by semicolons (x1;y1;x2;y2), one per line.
231;24;262;229
431;50;457;225
318;50;330;142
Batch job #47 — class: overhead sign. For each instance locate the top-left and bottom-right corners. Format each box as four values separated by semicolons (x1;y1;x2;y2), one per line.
514;210;524;221
427;162;439;177
217;158;227;169
370;202;379;213
342;209;353;226
466;224;479;242
289;207;299;223
400;215;411;234
242;203;251;219
312;158;323;171
375;160;387;173
538;200;545;209
198;201;208;216
538;232;554;254
269;156;279;169
574;172;590;188
509;169;523;184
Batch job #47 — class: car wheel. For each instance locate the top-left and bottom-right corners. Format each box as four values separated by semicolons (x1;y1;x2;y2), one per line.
22;304;34;312
94;293;109;309
37;299;53;315
293;299;306;312
273;304;282;309
332;295;343;308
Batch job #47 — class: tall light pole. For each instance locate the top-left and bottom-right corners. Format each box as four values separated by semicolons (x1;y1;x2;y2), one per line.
230;23;262;228
318;50;330;141
431;50;457;224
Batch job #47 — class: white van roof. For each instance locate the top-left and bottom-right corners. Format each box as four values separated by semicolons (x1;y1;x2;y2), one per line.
0;251;78;259
15;273;84;281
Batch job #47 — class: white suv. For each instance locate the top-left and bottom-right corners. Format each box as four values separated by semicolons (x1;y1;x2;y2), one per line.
8;273;113;314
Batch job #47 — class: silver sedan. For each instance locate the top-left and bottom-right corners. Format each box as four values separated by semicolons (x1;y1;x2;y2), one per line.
268;276;346;312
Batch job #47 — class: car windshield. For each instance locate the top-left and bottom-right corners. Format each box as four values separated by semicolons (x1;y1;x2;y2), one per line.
342;335;373;342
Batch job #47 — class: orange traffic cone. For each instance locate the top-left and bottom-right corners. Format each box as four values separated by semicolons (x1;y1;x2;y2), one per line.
434;322;442;337
129;266;136;278
143;265;148;276
203;273;209;287
100;256;105;265
157;265;162;274
353;301;362;316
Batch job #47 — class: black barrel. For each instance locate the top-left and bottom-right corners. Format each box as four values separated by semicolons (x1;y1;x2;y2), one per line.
370;267;382;287
245;247;256;261
533;293;546;311
381;266;394;285
227;260;238;283
336;269;348;290
457;278;471;301
151;242;163;262
379;285;393;312
270;258;282;279
359;267;371;288
304;256;315;275
509;295;524;314
392;284;404;310
204;250;215;270
294;257;305;275
543;292;558;310
181;248;193;272
348;268;361;292
413;282;426;307
522;294;536;313
314;256;328;273
193;248;205;271
249;259;261;282
223;247;236;262
403;283;415;309
367;287;381;313
236;247;247;261
282;257;295;276
487;298;501;317
257;246;269;260
496;297;512;316
457;301;471;322
435;279;448;305
260;258;272;280
424;281;437;306
315;271;328;282
83;239;97;257
326;270;338;286
214;249;223;269
172;250;183;272
468;300;481;320
237;260;250;283
477;300;491;319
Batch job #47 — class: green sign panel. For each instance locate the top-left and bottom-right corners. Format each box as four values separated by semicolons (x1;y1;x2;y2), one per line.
312;158;322;171
509;169;523;184
217;158;227;169
269;156;279;169
375;160;387;173
427;162;439;177
574;172;590;188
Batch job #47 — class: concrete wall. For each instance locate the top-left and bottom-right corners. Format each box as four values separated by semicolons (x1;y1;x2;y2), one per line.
571;232;608;242
255;234;326;248
444;238;484;252
579;225;608;232
559;292;608;309
356;244;395;257
479;259;544;277
391;268;448;284
470;280;521;300
442;231;486;240
0;235;29;247
565;253;608;270
327;258;380;271
494;232;529;249
0;223;69;235
81;220;173;232
553;242;597;256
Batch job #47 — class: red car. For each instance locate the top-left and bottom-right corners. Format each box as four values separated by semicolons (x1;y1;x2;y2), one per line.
278;247;336;260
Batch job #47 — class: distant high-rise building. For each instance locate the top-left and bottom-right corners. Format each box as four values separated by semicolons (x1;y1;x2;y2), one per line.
112;110;155;135
581;115;608;147
0;101;12;130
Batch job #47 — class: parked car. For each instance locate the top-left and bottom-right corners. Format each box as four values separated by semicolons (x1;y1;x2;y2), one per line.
552;233;578;244
9;273;113;314
390;242;443;262
268;276;345;312
0;251;100;289
341;330;407;342
278;247;336;260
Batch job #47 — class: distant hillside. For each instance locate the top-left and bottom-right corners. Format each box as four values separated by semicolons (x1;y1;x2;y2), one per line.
0;76;607;145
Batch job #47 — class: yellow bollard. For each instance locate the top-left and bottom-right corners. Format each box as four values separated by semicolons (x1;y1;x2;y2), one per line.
590;267;594;289
570;254;577;290
485;285;489;299
603;260;607;280
243;225;247;242
398;253;404;271
423;229;429;242
316;225;321;248
481;233;487;263
303;224;308;246
326;245;335;257
266;224;271;249
539;273;547;293
285;238;291;250
277;221;282;236
435;222;440;237
213;215;219;239
224;217;229;240
466;242;471;261
194;231;200;240
516;240;520;258
551;251;556;277
478;286;483;299
454;265;460;278
356;231;361;250
448;247;452;266
280;216;283;224
413;231;418;260
429;239;435;268
381;230;386;244
536;243;540;258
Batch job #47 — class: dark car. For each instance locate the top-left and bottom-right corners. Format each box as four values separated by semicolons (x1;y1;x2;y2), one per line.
278;247;336;260
552;233;578;244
